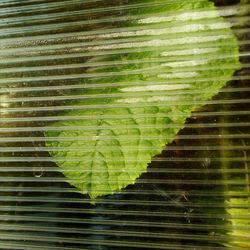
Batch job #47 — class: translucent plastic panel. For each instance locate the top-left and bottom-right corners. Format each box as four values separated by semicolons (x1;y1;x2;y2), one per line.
0;0;249;249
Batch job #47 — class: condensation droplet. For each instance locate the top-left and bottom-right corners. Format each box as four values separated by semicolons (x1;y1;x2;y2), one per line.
33;167;44;178
202;158;211;168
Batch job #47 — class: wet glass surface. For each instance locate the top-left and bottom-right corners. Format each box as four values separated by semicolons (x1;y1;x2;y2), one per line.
0;0;249;249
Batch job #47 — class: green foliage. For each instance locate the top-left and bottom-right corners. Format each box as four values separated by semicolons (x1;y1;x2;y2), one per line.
45;0;240;199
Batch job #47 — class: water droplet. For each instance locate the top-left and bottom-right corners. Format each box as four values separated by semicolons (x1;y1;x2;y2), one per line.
33;167;44;178
202;158;211;168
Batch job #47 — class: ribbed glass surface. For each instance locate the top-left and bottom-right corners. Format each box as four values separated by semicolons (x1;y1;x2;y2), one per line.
0;0;249;249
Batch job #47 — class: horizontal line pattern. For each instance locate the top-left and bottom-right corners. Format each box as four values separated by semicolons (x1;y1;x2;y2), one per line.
0;0;249;250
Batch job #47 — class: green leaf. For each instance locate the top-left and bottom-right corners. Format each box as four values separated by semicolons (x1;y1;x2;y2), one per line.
44;0;240;200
